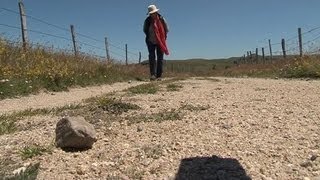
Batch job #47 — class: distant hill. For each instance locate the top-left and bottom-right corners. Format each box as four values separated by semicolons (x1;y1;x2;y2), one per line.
140;57;238;74
140;57;238;65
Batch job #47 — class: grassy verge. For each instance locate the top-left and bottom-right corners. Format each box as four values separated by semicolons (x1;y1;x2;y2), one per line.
216;56;320;78
0;38;148;99
0;93;142;135
0;104;83;135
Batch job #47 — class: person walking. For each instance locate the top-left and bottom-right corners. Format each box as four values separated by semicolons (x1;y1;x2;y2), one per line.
143;4;169;81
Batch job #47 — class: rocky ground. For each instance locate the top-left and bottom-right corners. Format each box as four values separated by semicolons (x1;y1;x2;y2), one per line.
0;77;320;180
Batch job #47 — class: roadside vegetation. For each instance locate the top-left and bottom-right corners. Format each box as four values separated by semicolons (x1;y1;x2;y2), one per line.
1;36;320;100
164;55;320;78
0;38;148;100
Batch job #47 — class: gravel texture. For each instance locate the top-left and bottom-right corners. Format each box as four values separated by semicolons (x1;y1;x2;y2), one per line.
0;81;145;115
0;77;320;180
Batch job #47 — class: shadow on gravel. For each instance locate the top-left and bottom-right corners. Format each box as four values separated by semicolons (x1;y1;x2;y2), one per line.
61;147;91;152
175;155;251;180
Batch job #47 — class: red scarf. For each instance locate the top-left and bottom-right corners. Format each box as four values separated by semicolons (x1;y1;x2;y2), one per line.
153;15;169;55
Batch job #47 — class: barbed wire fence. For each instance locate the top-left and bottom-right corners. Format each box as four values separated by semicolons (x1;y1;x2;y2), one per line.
239;26;320;64
0;2;148;65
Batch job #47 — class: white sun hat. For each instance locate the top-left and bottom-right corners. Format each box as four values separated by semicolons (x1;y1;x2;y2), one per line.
147;5;159;15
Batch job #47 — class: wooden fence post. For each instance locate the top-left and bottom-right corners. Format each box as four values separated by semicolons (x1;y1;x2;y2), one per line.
262;47;265;63
139;52;141;64
70;25;78;56
268;39;273;60
298;28;303;57
18;2;28;51
255;48;259;63
125;44;128;65
105;37;110;61
281;38;286;59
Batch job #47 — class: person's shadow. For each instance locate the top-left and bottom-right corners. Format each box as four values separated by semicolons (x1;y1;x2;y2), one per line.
175;155;252;180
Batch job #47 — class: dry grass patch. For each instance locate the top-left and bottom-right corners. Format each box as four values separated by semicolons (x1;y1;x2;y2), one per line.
181;104;210;111
127;83;159;94
195;77;221;82
166;83;183;92
1;163;40;180
0;104;83;135
127;109;182;125
20;144;53;160
96;97;140;115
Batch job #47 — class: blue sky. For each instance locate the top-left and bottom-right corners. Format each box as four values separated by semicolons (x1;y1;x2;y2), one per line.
1;0;320;61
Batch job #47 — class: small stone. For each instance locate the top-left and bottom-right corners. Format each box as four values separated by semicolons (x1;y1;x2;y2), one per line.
102;161;115;166
23;162;31;167
300;161;312;168
73;153;80;158
303;177;310;180
55;116;97;149
137;126;143;132
128;80;132;84
91;163;98;167
141;159;152;166
76;165;86;175
13;167;26;175
150;105;156;108
260;168;265;174
311;155;318;161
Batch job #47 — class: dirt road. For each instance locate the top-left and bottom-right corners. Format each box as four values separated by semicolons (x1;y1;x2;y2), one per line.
0;77;319;179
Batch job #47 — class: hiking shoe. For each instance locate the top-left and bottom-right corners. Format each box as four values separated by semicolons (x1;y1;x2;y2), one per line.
150;75;156;81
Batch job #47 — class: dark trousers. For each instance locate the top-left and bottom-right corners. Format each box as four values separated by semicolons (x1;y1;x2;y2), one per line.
147;41;164;78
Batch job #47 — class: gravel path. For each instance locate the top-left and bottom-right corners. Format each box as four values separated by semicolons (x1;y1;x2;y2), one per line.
0;77;320;180
0;81;145;115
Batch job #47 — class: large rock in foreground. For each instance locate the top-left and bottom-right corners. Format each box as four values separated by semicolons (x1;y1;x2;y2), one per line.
55;116;97;149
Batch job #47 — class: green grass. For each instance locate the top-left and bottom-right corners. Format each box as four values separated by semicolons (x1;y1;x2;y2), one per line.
142;144;163;159
280;58;320;78
127;83;159;94
2;34;320;102
20;145;52;160
4;163;40;180
0;115;17;135
0;37;148;100
166;83;183;91
96;97;140;115
0;66;148;100
164;58;234;76
0;104;83;135
195;77;221;82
